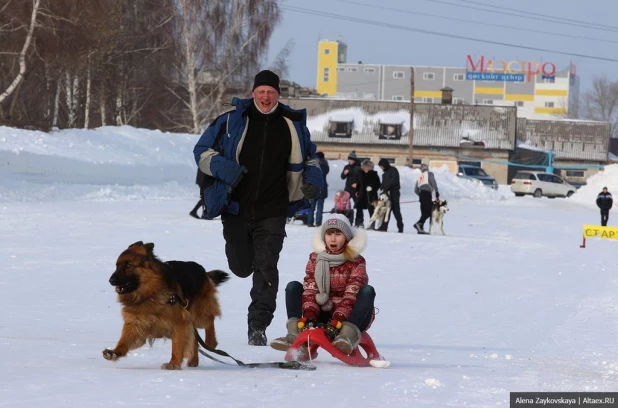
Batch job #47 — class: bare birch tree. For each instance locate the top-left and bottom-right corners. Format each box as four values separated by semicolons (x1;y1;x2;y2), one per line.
0;0;41;105
166;0;282;133
267;39;295;81
581;75;618;137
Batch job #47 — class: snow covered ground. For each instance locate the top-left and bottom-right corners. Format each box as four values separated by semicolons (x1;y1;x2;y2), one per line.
1;126;618;408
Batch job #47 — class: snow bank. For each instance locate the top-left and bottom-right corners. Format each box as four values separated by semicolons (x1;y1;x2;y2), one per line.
569;164;618;208
399;164;507;202
327;160;507;203
0;125;506;203
0;125;197;165
0;126;199;202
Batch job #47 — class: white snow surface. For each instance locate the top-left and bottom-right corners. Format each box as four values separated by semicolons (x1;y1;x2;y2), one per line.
1;125;617;407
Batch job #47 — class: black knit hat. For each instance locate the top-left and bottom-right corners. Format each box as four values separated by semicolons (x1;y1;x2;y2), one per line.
252;70;280;94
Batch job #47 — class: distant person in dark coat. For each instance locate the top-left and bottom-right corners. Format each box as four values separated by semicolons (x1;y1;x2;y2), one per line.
359;159;381;218
189;168;208;219
307;152;330;227
341;151;364;228
378;158;404;233
596;186;613;226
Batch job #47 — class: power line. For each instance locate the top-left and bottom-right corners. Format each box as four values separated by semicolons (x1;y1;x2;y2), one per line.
282;5;618;63
454;0;618;32
332;0;618;45
422;0;618;33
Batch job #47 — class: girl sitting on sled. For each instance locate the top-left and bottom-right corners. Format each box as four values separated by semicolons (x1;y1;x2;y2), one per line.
270;213;375;355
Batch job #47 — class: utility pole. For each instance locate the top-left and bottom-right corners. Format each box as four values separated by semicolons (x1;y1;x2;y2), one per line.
408;66;415;167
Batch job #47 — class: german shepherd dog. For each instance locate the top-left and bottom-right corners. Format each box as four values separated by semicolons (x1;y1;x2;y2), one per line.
429;200;448;235
102;241;229;370
367;193;391;230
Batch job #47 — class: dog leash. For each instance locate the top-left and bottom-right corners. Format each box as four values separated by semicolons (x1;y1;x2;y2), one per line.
167;294;315;370
193;328;316;371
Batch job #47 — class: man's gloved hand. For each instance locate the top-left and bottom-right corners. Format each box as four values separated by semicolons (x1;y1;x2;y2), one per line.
325;319;342;342
301;183;318;199
228;167;248;193
436;192;440;200
297;317;317;332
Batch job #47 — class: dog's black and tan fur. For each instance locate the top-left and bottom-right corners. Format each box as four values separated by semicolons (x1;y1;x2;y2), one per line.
103;241;229;370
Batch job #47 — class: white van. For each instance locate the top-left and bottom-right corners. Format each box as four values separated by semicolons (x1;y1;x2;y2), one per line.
511;171;576;198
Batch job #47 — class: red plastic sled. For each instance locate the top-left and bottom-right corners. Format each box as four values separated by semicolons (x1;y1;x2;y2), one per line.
284;328;381;367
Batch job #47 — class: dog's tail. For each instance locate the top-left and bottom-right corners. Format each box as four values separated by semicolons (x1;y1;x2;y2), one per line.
207;270;230;287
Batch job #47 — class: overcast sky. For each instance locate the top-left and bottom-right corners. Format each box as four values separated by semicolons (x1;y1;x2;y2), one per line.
267;0;617;92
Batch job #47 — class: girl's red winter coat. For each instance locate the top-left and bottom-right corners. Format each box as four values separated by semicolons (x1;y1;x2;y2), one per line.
301;252;370;323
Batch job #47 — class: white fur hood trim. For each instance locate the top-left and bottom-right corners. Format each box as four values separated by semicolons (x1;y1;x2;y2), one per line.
312;227;367;255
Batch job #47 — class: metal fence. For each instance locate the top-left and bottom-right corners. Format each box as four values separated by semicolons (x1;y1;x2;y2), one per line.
281;98;610;161
282;98;516;150
516;118;610;161
414;104;516;150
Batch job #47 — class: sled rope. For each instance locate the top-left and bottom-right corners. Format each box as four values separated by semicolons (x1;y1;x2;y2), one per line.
168;292;315;371
193;328;316;371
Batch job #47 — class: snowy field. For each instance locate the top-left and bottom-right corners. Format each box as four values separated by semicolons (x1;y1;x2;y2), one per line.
1;126;617;408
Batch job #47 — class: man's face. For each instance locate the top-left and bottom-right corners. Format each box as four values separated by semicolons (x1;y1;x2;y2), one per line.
348;159;355;165
252;85;279;112
604;188;608;193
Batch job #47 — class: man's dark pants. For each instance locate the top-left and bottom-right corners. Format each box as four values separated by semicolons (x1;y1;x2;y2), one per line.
601;209;610;226
348;191;364;226
417;190;433;227
378;190;404;232
222;215;287;333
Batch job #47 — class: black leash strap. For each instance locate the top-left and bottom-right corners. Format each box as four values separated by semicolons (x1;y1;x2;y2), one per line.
193;328;316;371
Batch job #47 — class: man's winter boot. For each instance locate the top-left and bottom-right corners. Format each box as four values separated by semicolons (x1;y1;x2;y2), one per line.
248;327;267;346
332;321;362;355
189;210;199;219
270;318;300;351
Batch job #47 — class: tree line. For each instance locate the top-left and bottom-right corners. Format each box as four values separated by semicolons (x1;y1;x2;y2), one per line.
0;0;287;134
2;0;617;137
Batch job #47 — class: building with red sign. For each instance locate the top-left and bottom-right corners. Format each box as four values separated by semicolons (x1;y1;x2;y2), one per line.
316;40;579;120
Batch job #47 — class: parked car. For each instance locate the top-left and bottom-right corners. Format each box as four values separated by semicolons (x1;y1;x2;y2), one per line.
457;164;498;189
510;171;576;198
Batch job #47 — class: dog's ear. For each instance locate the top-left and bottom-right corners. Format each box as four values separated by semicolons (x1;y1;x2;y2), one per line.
144;242;155;252
129;241;144;248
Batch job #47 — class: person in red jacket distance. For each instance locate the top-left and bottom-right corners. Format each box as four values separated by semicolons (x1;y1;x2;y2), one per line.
270;213;375;355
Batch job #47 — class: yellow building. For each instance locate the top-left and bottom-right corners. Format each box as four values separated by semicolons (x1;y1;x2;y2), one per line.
316;40;579;120
316;40;347;96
